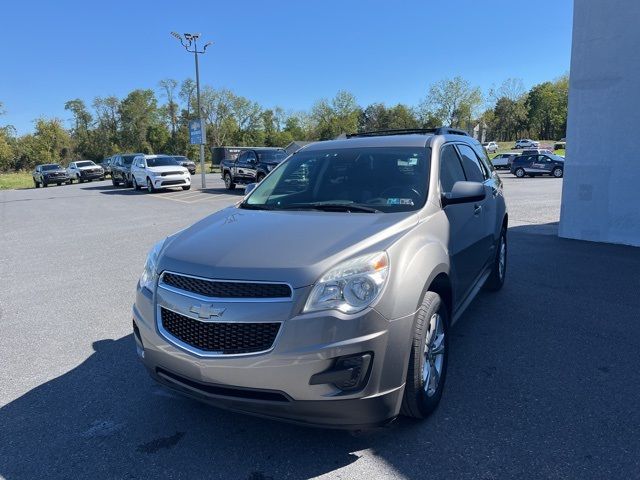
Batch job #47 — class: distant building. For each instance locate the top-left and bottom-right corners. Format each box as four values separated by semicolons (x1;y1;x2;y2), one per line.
284;141;314;155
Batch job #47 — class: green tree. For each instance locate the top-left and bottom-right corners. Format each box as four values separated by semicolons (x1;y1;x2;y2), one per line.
420;76;482;129
119;89;159;152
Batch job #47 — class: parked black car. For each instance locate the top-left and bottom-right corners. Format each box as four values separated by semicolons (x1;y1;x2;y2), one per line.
510;153;565;178
32;164;70;188
220;148;288;190
172;155;196;174
111;153;141;187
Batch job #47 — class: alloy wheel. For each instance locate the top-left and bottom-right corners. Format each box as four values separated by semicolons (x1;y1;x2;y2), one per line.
422;313;445;397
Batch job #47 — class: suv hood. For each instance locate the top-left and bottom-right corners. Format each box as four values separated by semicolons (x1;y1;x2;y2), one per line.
158;207;418;288
148;165;187;174
78;165;101;170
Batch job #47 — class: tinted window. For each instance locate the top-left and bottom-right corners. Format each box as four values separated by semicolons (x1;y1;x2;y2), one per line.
439;145;466;192
76;161;95;167
456;144;487;182
245;147;430;213
122;155;136;165
257;150;287;162
42;164;61;171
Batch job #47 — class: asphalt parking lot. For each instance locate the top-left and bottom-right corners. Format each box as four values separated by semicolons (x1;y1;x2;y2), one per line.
1;173;639;479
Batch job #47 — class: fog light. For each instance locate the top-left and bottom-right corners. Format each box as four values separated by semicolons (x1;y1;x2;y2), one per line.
133;320;145;359
309;352;373;392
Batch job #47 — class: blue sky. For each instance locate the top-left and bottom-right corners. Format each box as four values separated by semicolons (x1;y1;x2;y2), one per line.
1;0;573;134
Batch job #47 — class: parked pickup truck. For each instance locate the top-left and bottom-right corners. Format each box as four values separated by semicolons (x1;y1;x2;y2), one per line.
220;147;287;190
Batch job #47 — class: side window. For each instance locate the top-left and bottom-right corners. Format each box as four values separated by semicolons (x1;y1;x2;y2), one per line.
472;143;494;173
456;144;489;182
246;152;257;163
439;144;467;193
236;152;247;163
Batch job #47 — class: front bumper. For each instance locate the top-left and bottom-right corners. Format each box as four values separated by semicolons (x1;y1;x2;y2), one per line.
152;174;191;188
43;175;70;182
132;282;413;428
80;171;104;180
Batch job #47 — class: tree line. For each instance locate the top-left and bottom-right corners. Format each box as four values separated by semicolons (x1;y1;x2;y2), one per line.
0;74;568;172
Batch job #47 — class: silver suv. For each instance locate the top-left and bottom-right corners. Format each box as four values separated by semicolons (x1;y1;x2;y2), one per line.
132;128;508;428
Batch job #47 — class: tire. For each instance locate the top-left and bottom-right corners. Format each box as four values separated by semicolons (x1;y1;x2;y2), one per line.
485;228;507;291
34;179;40;188
42;180;48;188
112;177;119;187
400;291;449;419
146;177;156;193
224;172;236;190
57;183;61;186
132;177;140;191
514;168;525;178
552;167;563;178
182;185;191;191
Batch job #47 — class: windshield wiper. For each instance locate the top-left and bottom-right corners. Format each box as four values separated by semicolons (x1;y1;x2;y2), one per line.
238;202;274;210
278;202;381;213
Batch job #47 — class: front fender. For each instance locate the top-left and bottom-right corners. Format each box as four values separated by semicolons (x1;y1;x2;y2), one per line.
374;212;450;321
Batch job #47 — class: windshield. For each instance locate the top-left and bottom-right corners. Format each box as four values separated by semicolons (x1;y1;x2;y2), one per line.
549;154;564;161
173;156;190;163
257;150;287;162
42;164;61;171
122;155;136;165
147;157;178;167
76;161;95;167
243;146;430;213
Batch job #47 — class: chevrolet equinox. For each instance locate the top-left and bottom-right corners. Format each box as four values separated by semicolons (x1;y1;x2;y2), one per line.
132;128;508;428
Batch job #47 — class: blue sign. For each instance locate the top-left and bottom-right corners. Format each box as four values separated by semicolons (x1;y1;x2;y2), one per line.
189;119;205;144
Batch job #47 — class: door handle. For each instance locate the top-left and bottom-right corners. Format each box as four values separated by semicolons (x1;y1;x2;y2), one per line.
474;204;483;216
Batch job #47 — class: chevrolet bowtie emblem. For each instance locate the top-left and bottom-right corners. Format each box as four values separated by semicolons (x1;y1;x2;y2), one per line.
190;304;226;319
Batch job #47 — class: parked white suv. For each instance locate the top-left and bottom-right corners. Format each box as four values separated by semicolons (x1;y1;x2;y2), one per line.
130;155;191;193
514;139;539;149
482;141;499;153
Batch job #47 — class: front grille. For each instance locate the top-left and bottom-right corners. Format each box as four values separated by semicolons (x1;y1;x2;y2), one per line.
161;171;183;176
162;272;292;299
161;180;185;186
161;308;280;354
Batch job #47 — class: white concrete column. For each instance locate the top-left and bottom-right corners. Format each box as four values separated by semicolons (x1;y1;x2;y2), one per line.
559;0;640;246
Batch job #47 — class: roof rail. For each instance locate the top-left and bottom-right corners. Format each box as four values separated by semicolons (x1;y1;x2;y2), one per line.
346;127;470;139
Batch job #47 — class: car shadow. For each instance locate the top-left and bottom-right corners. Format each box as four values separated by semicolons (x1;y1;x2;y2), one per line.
201;187;245;196
1;223;639;479
80;185;143;196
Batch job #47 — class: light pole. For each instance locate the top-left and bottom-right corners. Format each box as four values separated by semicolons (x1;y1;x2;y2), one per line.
171;32;213;189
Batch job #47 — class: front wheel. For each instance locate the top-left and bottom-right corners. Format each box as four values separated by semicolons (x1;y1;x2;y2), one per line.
224;172;236;190
552;167;563;178
146;177;156;193
400;291;449;419
514;168;525;178
34;179;40;188
182;185;191;191
132;177;140;191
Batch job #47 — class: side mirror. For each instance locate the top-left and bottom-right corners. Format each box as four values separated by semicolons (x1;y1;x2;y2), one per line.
244;183;257;195
442;181;486;206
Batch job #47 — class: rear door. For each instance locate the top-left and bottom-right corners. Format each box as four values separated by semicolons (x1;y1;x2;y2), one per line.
440;144;487;300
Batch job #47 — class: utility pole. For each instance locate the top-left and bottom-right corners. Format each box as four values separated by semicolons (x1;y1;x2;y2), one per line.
171;32;213;189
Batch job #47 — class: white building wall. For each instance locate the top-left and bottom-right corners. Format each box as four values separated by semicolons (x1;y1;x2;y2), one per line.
559;0;640;246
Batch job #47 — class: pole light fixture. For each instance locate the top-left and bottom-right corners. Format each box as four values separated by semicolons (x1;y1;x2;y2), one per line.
170;31;213;190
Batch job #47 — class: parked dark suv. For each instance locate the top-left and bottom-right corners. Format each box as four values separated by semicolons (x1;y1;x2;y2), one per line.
32;164;70;188
510;153;564;178
221;148;288;189
111;154;141;187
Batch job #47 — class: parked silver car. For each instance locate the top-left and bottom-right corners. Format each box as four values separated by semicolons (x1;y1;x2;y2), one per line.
482;141;499;153
132;128;508;428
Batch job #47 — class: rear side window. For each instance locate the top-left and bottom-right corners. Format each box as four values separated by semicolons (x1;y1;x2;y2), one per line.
440;144;466;193
456;144;488;182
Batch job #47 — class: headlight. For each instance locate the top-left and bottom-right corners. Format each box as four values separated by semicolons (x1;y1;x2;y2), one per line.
139;239;165;291
304;252;389;314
